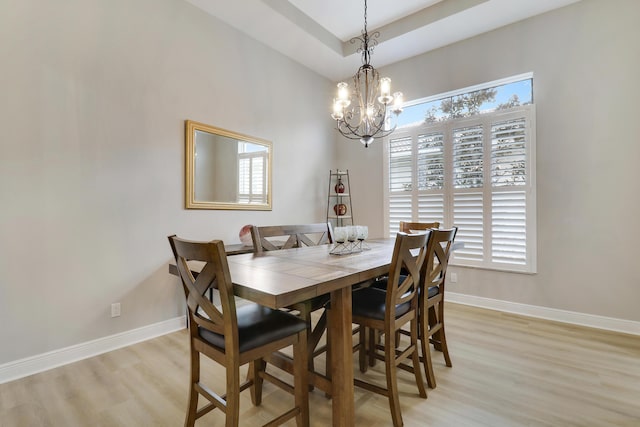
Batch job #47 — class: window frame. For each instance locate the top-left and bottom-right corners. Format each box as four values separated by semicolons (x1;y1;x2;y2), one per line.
383;105;537;274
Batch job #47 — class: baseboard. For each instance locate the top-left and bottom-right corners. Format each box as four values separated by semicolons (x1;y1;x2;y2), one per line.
3;296;638;385
447;292;640;336
0;316;186;384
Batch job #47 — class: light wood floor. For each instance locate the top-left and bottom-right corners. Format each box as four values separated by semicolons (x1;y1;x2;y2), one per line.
2;303;639;426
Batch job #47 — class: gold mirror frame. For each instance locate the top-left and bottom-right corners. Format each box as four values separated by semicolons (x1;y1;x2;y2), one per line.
185;120;272;210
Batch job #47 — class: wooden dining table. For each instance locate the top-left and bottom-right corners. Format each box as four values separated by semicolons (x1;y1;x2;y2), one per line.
169;237;397;427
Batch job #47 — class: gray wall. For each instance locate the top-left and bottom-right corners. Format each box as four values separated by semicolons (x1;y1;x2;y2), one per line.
0;0;334;364
338;0;640;322
2;0;638;369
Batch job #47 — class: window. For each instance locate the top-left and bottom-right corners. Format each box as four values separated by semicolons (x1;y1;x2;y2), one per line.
384;76;536;273
238;142;268;204
396;74;533;128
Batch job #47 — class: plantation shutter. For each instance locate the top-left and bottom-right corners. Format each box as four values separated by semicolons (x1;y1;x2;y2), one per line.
416;132;445;225
238;152;267;203
384;105;536;273
490;117;528;265
388;135;414;235
452;125;484;261
238;157;250;202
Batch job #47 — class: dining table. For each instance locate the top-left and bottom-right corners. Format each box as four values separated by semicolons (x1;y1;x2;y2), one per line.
169;237;398;427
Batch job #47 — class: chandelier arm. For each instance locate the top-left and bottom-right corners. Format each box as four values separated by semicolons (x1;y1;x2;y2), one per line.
336;126;367;141
336;120;396;141
336;121;366;140
364;115;391;139
337;104;395;137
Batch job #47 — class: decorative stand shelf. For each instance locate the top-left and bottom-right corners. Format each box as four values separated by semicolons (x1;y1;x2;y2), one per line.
327;169;354;230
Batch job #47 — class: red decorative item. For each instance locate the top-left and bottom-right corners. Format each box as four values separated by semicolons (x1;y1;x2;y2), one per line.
239;224;253;246
333;204;347;216
335;177;345;193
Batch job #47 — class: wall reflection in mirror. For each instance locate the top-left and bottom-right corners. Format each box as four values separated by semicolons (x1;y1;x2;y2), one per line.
185;120;272;210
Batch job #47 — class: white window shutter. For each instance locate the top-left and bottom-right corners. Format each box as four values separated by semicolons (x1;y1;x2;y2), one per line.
453;191;484;261
389;136;413;193
418;193;444;225
491;118;526;187
384;105;535;273
453;125;483;189
388;194;412;236
492;191;526;265
417;133;445;190
251;155;264;202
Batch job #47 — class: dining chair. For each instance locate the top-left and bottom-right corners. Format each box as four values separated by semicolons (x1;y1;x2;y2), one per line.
367;226;458;389
251;223;332;252
250;223;333;383
366;220;441;363
418;227;458;389
168;235;309;427
399;220;440;233
332;232;429;427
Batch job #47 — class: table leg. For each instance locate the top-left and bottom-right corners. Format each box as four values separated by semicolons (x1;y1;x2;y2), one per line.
330;287;355;426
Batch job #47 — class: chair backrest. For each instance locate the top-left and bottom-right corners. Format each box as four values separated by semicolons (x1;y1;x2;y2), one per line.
168;235;239;352
385;231;430;320
422;227;458;294
399;221;440;233
251;223;333;253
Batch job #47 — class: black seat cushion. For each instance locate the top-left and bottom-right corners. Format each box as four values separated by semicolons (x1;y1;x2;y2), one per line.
371;276;440;299
369;275;398;291
427;286;439;298
199;303;307;353
351;287;412;321
370;274;410;291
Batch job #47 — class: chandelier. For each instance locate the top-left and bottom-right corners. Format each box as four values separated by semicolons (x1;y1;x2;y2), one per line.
331;0;403;148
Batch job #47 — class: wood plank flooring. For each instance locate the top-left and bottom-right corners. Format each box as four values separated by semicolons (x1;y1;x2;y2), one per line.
1;303;639;426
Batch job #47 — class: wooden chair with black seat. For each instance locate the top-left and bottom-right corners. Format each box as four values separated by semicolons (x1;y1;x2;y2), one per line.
364;220;440;367
367;226;458;390
418;226;458;389
328;231;430;427
168;235;309;427
250;223;333;377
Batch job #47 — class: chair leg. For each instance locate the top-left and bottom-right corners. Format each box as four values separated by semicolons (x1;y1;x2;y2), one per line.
368;328;377;367
324;310;332;399
384;329;403;427
309;310;328;377
439;323;452;367
359;325;368;373
428;305;442;351
249;358;265;405
430;302;452;367
185;349;200;427
293;329;310;427
420;308;437;389
410;317;428;399
225;362;241;427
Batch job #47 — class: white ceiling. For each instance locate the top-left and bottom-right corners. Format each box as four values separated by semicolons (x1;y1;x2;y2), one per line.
184;0;581;81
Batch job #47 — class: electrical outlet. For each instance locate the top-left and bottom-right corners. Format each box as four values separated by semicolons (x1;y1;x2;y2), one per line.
450;273;458;283
111;302;121;318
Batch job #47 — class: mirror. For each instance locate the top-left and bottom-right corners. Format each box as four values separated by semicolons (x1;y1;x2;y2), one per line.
185;120;272;210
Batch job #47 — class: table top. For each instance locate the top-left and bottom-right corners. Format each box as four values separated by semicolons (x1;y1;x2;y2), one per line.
169;238;397;309
169;237;463;310
227;238;396;308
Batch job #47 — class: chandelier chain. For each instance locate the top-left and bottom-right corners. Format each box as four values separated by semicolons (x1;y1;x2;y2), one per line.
363;0;367;35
